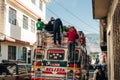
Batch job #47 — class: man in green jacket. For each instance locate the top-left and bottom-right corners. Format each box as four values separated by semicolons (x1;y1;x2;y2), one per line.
36;18;45;47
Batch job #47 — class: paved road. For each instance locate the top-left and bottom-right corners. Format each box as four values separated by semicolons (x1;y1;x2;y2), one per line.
89;78;93;80
89;71;94;80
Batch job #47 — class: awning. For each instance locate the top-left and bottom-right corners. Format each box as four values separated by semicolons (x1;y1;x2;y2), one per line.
0;33;34;45
92;0;111;19
5;36;33;46
5;36;15;42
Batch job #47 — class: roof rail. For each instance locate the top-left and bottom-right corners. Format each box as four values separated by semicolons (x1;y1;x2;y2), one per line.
2;60;26;63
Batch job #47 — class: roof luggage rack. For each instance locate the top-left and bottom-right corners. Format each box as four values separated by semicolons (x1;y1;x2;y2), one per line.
2;60;26;64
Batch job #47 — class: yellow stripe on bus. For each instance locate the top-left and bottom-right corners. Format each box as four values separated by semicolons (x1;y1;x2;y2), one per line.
32;66;45;69
67;67;80;70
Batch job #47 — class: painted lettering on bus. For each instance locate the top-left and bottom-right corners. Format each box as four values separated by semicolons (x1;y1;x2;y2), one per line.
46;68;65;72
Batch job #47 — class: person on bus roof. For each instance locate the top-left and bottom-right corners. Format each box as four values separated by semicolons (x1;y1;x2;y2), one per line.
78;31;86;47
53;18;63;46
67;26;79;61
36;18;45;47
45;17;55;34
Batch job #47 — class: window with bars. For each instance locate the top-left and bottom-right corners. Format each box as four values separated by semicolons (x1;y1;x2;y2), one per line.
23;15;28;30
31;20;35;32
23;47;27;62
9;7;16;25
8;46;16;60
0;44;1;57
39;0;43;10
31;0;36;4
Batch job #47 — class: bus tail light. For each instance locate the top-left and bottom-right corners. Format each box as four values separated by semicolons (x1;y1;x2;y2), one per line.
37;68;41;71
67;70;80;79
15;76;19;80
69;63;78;67
31;70;34;73
70;70;73;73
36;61;41;66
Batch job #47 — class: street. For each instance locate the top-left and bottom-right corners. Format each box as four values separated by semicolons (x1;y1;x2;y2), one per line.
1;0;120;80
88;69;94;80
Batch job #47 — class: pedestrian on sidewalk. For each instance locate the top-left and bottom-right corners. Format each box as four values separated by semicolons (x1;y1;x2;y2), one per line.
93;66;106;80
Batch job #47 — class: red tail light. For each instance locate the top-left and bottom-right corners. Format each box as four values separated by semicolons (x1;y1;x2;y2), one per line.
69;63;78;67
70;70;73;73
37;68;41;71
15;76;19;80
31;70;34;73
36;61;41;66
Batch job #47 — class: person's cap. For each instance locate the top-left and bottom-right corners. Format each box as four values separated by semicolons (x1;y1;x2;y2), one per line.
38;18;41;21
51;17;55;21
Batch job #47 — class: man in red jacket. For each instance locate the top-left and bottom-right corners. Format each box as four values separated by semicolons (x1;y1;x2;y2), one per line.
67;26;78;61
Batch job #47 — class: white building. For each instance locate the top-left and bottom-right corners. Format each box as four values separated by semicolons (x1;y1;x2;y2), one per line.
0;0;50;63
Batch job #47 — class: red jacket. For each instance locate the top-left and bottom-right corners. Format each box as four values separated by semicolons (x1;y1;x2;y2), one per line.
81;36;86;46
67;28;78;42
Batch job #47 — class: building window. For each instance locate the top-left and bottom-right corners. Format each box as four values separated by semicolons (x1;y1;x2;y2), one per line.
31;20;35;32
28;50;31;63
23;15;28;30
9;7;16;25
31;0;36;4
18;47;23;60
39;0;43;10
0;44;1;57
8;46;16;60
23;47;27;62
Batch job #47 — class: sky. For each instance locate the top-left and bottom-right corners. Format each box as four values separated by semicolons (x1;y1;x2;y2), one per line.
46;0;100;34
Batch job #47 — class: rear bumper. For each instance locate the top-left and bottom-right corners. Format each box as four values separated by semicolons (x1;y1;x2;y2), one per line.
31;77;66;80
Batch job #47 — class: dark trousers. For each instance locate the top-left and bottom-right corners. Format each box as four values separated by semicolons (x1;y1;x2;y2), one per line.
53;31;61;45
68;41;75;60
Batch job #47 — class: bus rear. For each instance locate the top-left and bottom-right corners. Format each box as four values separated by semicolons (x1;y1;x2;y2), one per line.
31;33;83;80
31;48;68;80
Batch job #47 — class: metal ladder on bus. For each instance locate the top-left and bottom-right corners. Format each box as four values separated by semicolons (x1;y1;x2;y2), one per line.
65;48;76;80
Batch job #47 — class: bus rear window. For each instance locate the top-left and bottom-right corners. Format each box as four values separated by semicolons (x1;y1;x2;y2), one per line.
47;49;65;60
34;49;44;60
36;54;44;60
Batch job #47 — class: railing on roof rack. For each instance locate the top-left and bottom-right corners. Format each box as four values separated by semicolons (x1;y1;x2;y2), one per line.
2;60;26;63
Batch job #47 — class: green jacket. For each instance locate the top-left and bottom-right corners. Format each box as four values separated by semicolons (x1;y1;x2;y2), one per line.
36;21;45;31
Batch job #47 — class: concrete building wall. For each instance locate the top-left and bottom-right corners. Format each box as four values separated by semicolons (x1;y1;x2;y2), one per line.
107;0;120;80
0;0;48;62
0;0;5;33
0;42;8;62
92;0;120;79
5;0;40;42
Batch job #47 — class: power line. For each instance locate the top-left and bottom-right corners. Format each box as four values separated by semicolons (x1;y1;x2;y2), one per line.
46;7;59;17
46;7;97;33
46;7;73;25
53;0;99;32
46;1;99;33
